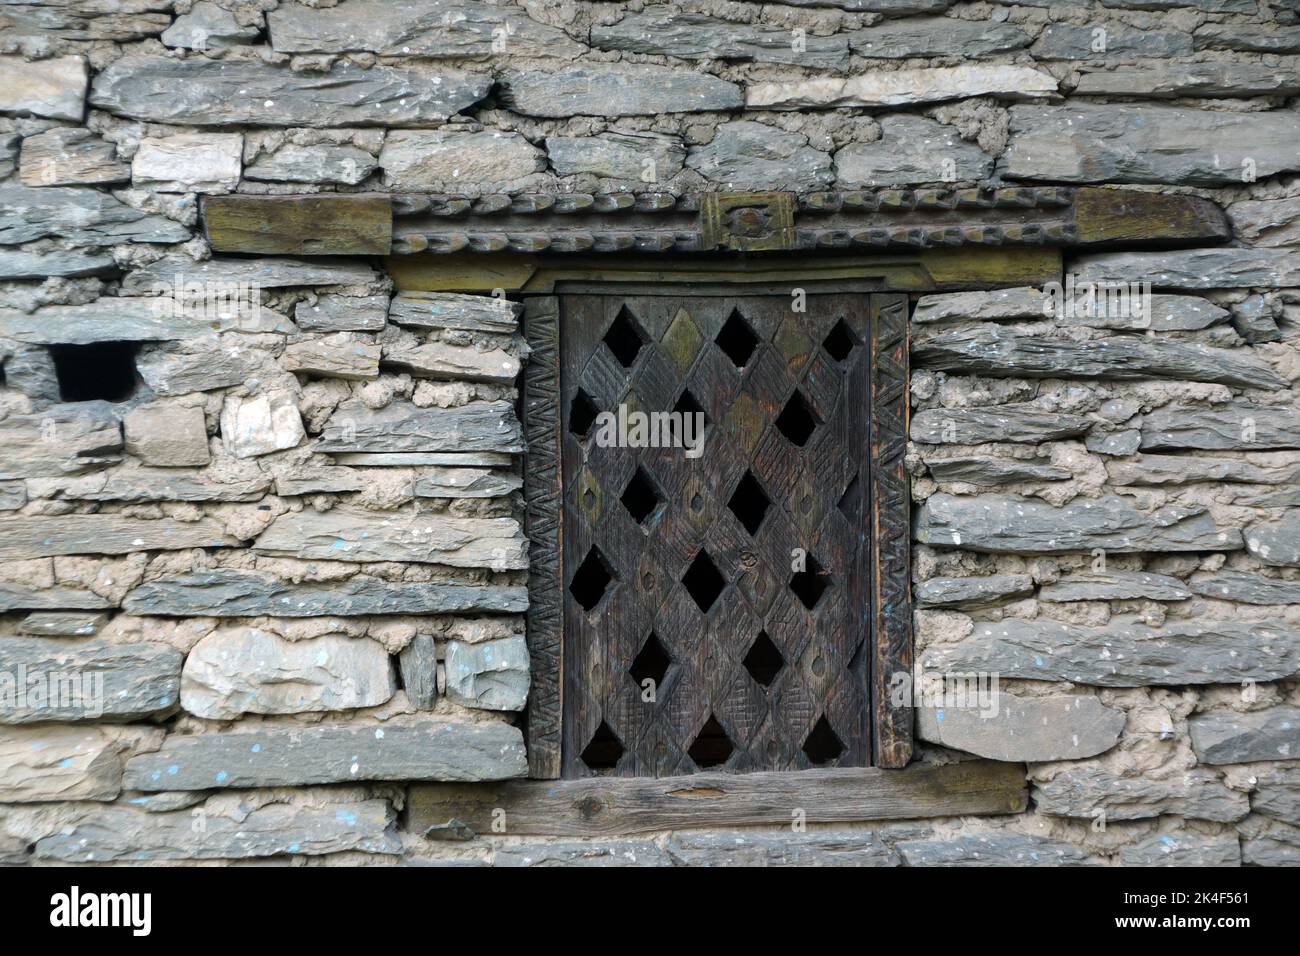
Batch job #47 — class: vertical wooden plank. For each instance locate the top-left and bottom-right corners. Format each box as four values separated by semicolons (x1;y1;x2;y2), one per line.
870;294;913;768
523;295;563;778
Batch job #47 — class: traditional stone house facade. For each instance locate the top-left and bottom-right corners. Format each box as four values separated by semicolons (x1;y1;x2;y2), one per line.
0;0;1298;866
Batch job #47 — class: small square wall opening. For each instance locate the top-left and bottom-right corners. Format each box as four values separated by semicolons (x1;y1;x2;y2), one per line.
50;342;139;403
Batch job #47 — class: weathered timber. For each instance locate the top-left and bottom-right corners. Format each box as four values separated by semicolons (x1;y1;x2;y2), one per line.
1071;187;1231;246
407;761;1028;836
203;194;392;256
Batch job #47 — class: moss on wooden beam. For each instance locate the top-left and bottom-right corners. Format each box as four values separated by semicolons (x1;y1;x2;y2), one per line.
203;194;392;256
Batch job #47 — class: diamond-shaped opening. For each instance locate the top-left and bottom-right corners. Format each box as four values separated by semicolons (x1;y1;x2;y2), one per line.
801;714;845;766
715;308;758;369
629;632;671;688
743;630;784;688
568;388;600;439
672;387;708;430
681;549;725;613
822;317;857;363
580;720;624;772
774;389;819;447
570;546;615;611
790;554;829;610
727;470;771;536
620;466;664;526
836;472;861;522
603;305;646;368
688;714;734;769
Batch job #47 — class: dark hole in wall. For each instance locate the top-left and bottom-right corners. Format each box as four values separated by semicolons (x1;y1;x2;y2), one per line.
49;342;139;403
580;720;624;772
688;714;734;768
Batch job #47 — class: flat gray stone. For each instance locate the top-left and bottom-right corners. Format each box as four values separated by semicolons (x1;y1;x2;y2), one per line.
591;10;849;69
925;456;1072;485
918;693;1124;762
912;287;1045;324
849;17;1031;58
0;342;59;401
182;628;395;720
747;64;1057;109
915;574;1034;609
776;0;955;10
916;493;1242;554
1140;404;1300;451
0;637;180;724
268;0;584;58
445;636;529;711
0;296;287;345
162;0;260;49
1034;766;1248;822
546;132;686;183
835;114;992;188
381;341;520;384
245;143;378;185
1002;105;1300;186
123;720;528;789
91;55;490;127
1239;818;1300;866
494;840;671;867
0;481;25;511
1251;765;1300;822
1058;293;1230;332
32;800;401;861
1246;516;1300;567
666;830;898;866
1195;23;1300;53
1119;832;1241;866
910;405;1093;444
333;452;514;467
913;325;1286;390
0;249;117;279
0;725;125;802
1231;295;1281;344
388;292;519;334
1098;0;1258;11
0;582;110;613
0;183;190;245
1085;430;1140;457
896;832;1092;866
379;129;545;190
1073;247;1300;290
316;400;525;454
922;616;1300;687
132;131;243;193
0;54;87;121
19;611;109;637
0;514;239;560
124;569;528;617
254;508;527;569
124;403;210;466
1076;62;1300;98
1228;197;1300;248
18;127;129;186
1190;706;1300;764
687;121;833;192
501;64;742;117
412;468;522;498
123;254;375;292
137;341;263;395
399;634;438;710
1189;570;1300;605
0;404;122;480
1038;570;1191;602
297;294;388;332
274;468;368;495
283;336;382;380
1032;22;1192;59
1109;453;1300;485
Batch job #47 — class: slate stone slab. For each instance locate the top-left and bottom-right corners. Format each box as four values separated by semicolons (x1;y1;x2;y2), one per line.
0;249;117;279
1003;103;1300;185
1245;516;1300;567
379;129;545;190
32;800;401;861
1190;706;1300;764
916;493;1242;554
137;341;263;395
19;127;129;186
835;114;992;188
1250;765;1300;822
1195;23;1300;53
0;296;288;345
0;183;190;245
316;400;525;454
1119;832;1241;867
1085;430;1140;457
665;830;898;866
1228;197;1300;248
123;254;376;292
124;569;528;617
382;342;520;383
0;481;26;511
925;457;1071;485
895;832;1092;866
0;54;87;121
297;293;389;332
913;326;1286;390
0;515;239;560
494;840;671;867
19;611;108;637
1033;767;1248;822
546;132;687;182
0;404;122;480
1073;248;1300;290
501;65;743;117
0;725;125;802
123;720;528;789
1109;454;1300;486
412;468;522;498
1032;22;1192;59
912;287;1045;324
686;120;833;192
747;64;1057;109
91;56;491;127
268;0;585;58
910;405;1093;444
849;17;1031;58
591;10;850;69
1189;570;1300;605
1239;818;1300;866
389;292;519;333
283;337;381;380
922;616;1300;687
445;636;529;711
1038;571;1191;602
918;693;1124;762
245;143;378;185
1076;63;1300;98
0;638;181;724
0;582;111;613
914;574;1034;609
399;634;439;710
1140;404;1300;451
254;508;528;569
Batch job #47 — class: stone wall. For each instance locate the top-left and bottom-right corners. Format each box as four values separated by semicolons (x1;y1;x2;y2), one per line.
0;0;1298;866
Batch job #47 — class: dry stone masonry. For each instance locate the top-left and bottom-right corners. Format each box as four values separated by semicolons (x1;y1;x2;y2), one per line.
0;0;1297;868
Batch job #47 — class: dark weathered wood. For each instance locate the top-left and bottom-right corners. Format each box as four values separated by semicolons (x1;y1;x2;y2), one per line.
408;761;1027;836
870;294;913;768
523;295;564;779
1072;187;1231;247
203;194;392;255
